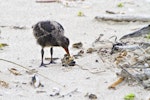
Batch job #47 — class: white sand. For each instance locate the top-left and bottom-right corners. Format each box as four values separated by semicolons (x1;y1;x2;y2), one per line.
0;0;150;100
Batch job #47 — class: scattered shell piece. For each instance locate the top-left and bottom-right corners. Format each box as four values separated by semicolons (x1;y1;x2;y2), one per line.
115;51;127;65
115;57;123;65
72;42;83;49
143;79;150;88
50;87;60;97
143;68;150;77
144;63;149;67
85;93;97;100
89;94;97;99
73;50;84;59
78;50;84;55
61;54;76;67
0;80;9;88
98;48;110;56
26;69;38;75
31;74;43;88
8;68;21;76
86;48;97;53
120;51;127;56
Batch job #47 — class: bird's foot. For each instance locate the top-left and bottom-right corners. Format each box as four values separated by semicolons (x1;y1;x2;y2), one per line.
49;61;56;64
39;63;47;67
39;61;56;67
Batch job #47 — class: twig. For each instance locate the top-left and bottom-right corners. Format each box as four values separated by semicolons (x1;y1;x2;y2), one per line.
109;35;118;43
106;10;116;14
95;15;150;22
0;25;27;30
98;55;105;63
94;34;104;43
0;58;65;87
137;45;147;54
92;34;104;46
76;64;105;74
108;77;125;89
36;0;59;3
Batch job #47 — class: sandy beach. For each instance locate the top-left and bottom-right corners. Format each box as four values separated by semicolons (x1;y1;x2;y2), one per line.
0;0;150;100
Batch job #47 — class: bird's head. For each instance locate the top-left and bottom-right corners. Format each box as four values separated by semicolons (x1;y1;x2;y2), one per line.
60;36;70;56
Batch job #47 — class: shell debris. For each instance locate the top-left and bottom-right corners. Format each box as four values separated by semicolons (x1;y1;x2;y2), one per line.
31;74;43;88
50;87;60;97
0;80;9;88
72;42;83;49
61;54;76;67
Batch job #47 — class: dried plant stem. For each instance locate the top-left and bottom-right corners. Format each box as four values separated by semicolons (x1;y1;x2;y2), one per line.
76;64;105;74
0;59;30;71
0;58;65;87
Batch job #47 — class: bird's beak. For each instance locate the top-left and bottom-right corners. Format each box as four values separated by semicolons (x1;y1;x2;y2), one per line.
63;47;70;56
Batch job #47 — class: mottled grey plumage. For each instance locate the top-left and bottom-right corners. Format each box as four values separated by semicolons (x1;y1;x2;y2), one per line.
32;21;70;67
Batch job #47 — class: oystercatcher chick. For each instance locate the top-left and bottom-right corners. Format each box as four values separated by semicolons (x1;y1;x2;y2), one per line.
32;21;70;67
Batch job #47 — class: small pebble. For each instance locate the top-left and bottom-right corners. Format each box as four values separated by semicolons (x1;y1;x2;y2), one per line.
95;60;99;62
89;94;97;99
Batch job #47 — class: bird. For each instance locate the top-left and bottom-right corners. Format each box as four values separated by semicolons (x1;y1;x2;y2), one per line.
32;20;70;67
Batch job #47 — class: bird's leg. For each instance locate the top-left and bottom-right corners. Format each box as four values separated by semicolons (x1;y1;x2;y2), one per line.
40;48;47;67
49;47;56;64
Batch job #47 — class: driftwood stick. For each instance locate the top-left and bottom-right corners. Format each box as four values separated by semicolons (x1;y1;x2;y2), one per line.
115;45;140;50
120;24;150;40
108;77;125;89
95;15;150;22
